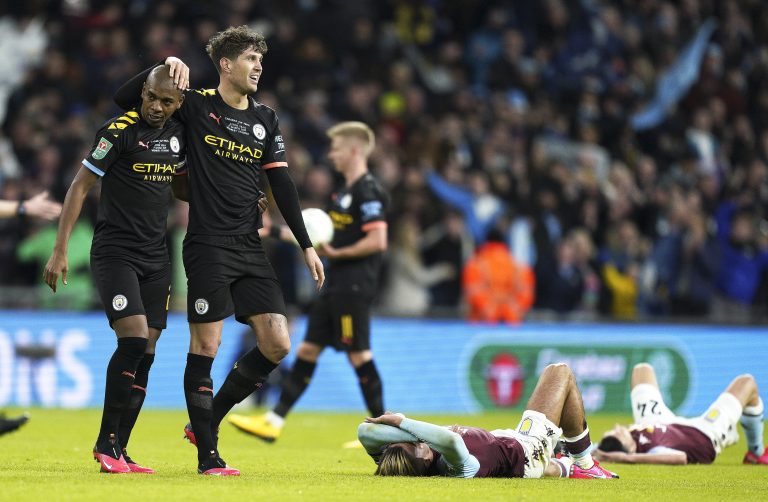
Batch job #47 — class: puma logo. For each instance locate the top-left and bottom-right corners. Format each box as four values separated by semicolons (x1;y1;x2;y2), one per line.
138;140;149;149
209;112;222;125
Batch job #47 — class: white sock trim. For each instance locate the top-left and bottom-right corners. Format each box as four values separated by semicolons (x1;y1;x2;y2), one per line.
743;397;764;417
266;410;285;428
564;427;590;442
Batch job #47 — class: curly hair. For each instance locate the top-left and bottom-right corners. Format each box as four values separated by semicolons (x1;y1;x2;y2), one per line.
206;25;268;74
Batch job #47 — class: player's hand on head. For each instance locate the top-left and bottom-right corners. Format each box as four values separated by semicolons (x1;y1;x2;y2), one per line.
365;413;404;427
24;191;62;220
43;252;68;293
303;247;325;290
164;57;189;90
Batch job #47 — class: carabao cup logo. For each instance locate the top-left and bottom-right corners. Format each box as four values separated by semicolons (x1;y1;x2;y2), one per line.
485;353;524;407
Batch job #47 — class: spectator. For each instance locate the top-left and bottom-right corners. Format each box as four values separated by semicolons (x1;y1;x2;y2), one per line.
381;217;455;316
462;228;534;324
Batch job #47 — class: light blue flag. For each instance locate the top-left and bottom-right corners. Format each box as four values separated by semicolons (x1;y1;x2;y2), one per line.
631;19;717;131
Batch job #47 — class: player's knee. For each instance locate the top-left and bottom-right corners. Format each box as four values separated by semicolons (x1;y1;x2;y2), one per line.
114;316;149;339
263;338;290;362
195;338;221;357
735;373;756;387
543;362;573;381
633;362;653;373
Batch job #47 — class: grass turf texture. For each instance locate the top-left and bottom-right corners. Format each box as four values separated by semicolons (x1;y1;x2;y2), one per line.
1;409;764;501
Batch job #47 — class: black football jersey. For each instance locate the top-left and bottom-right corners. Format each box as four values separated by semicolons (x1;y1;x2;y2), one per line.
325;172;388;296
175;89;287;237
83;110;185;261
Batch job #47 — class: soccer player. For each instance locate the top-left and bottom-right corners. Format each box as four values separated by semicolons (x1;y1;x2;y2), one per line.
358;363;618;478
595;362;768;465
114;26;324;476
226;121;389;443
44;65;186;474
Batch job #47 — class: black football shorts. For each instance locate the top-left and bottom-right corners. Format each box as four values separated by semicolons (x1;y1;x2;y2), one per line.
183;236;286;324
91;255;171;330
304;292;372;351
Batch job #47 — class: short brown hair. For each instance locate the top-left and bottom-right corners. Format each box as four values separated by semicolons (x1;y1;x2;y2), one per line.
206;25;268;74
326;121;375;156
374;444;427;476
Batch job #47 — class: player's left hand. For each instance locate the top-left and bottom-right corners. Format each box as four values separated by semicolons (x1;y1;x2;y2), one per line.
303;247;325;290
164;57;190;90
365;413;404;427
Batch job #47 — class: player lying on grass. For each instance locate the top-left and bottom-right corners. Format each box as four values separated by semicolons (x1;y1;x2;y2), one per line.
596;362;768;465
358;363;618;478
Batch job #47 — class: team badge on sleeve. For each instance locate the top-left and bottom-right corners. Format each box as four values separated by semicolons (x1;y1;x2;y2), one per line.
195;298;210;315
93;137;113;160
360;200;383;219
112;294;128;311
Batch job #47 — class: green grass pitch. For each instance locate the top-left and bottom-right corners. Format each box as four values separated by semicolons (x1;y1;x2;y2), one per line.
1;408;764;501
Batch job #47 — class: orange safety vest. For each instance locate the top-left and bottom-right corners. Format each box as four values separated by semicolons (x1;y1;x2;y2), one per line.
462;242;535;323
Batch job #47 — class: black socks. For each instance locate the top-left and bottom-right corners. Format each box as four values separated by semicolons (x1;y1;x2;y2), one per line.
211;347;278;429
97;337;147;444
184;353;215;462
273;357;317;418
355;360;384;417
118;353;154;449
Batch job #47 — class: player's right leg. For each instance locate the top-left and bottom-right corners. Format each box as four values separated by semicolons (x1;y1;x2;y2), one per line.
185;321;240;475
181;241;239;475
118;263;170;474
90;258;149;473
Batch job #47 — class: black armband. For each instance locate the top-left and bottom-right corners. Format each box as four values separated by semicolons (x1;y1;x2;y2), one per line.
16;196;26;217
265;167;312;249
114;62;162;110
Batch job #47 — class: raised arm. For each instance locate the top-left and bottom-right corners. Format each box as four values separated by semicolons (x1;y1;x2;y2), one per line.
43;167;99;292
114;58;189;110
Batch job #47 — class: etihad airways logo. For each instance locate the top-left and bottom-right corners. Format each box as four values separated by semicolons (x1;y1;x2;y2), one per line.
204;134;262;164
132;162;177;182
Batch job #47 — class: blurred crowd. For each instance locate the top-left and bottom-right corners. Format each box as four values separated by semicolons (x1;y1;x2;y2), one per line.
2;0;768;323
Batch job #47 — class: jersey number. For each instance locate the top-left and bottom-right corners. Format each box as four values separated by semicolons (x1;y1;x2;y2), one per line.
638;400;660;417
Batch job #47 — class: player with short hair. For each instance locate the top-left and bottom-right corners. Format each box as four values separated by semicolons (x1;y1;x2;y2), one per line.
596;362;768;465
114;26;324;475
44;65;186;474
227;121;389;443
358;363;618;479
